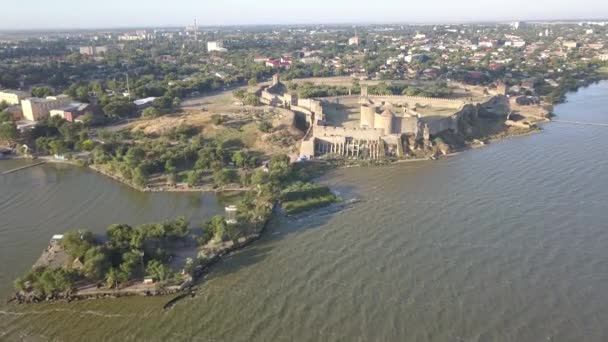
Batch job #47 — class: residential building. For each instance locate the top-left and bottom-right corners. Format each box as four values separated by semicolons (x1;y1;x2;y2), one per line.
562;41;580;49
79;46;108;56
301;56;323;64
118;33;146;41
207;41;227;52
21;95;71;121
349;36;361;46
49;102;90;122
0;90;29;105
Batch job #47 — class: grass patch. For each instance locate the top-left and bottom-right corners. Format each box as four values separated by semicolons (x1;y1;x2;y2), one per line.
280;181;342;215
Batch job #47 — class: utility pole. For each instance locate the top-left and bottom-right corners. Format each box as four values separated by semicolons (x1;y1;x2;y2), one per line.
194;18;198;42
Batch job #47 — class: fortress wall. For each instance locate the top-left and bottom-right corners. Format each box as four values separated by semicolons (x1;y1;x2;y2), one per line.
370;96;465;109
261;91;276;102
316;94;467;109
298;98;316;109
300;138;316;157
298;98;323;113
422;117;458;135
394;116;420;136
313;125;386;140
297;98;325;123
290;106;314;125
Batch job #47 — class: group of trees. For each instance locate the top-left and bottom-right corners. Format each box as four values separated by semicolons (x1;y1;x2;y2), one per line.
288;82;351;98
29;116;94;155
89;129;258;189
232;89;260;106
14;217;192;297
0;110;18;143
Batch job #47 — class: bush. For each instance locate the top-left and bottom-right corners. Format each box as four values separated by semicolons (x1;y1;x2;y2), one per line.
142;107;162;119
258;120;273;133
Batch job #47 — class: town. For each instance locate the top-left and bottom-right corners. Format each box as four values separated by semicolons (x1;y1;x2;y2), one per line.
2;20;608;303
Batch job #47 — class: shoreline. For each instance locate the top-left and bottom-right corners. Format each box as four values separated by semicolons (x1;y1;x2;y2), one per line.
4;119;544;306
8;204;278;306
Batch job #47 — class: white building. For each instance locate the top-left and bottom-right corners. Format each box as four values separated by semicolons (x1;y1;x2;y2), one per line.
79;46;108;56
207;41;227;52
21;95;72;122
0;90;29;105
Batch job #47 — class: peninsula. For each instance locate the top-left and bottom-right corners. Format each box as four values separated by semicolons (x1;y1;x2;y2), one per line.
2;21;607;304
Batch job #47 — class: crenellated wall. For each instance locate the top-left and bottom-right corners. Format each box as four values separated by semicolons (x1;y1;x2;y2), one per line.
313;125;387;140
315;94;470;109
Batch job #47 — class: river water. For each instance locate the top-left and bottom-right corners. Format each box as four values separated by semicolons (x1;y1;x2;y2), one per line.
1;83;608;341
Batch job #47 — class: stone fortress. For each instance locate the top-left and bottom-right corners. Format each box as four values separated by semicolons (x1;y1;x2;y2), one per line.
256;75;509;160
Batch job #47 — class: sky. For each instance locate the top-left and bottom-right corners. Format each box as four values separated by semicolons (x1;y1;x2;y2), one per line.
1;0;608;30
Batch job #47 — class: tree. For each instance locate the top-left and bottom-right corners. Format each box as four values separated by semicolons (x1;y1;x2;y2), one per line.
231;151;248;168
0;121;18;142
187;169;202;187
248;78;258;87
213;169;232;187
33;267;77;297
243;94;260;106
119;250;142;279
61;230;96;260
152;96;174;110
145;260;172;282
124;147;145;168
0;111;11;122
143;107;161;119
132;167;148;188
107;224;134;250
79;139;96;151
0;100;9;112
268;154;291;181
105;267;128;288
103;99;136;119
31;86;53;98
83;247;110;281
49;139;68;155
205;215;228;242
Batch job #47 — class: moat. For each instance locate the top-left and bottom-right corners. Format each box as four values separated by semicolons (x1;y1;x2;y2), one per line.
1;82;608;341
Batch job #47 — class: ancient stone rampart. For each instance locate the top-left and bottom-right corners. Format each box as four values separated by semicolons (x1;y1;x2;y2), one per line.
313;125;386;140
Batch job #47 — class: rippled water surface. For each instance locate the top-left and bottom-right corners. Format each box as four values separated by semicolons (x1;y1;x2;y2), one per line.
1;83;608;341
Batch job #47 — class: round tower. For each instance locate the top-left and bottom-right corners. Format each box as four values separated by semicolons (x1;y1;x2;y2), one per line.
377;108;394;135
360;105;376;128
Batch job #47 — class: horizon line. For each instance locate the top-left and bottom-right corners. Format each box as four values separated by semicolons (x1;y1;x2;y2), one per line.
1;16;608;33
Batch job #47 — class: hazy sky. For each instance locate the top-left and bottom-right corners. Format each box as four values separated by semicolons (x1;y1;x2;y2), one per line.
1;0;608;30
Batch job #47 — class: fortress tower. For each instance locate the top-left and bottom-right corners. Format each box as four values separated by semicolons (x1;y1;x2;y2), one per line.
360;104;377;128
361;85;369;97
377;108;394;135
